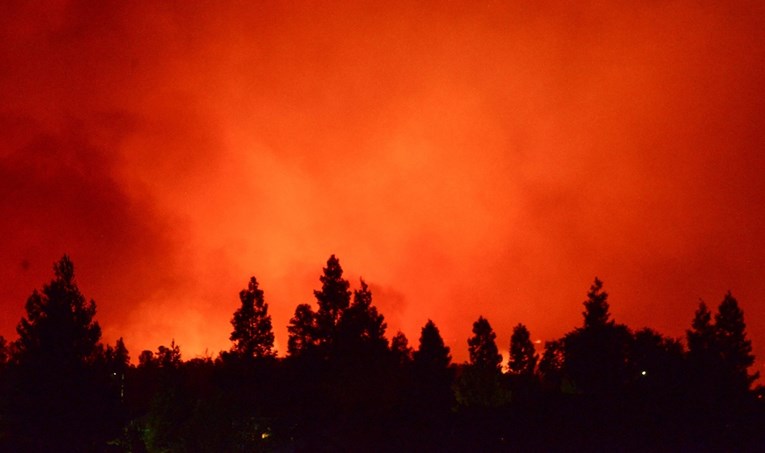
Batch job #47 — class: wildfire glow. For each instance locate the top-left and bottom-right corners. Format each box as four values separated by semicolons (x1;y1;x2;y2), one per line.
1;1;764;365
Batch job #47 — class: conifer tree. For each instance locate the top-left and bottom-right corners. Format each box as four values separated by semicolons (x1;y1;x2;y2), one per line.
686;293;757;412
564;278;631;394
287;304;317;356
715;292;758;388
113;337;130;368
391;331;413;365
313;255;351;348
685;301;720;370
15;255;101;366
103;337;130;375
686;301;715;354
413;320;454;413
538;339;565;386
509;323;538;376
467;316;502;372
457;316;510;408
337;278;387;352
230;276;275;359
414;319;452;371
9;256;114;450
583;277;611;329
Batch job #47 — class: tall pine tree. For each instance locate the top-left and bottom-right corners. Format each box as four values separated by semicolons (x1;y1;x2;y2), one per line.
412;320;454;415
313;255;351;349
582;277;611;329
391;331;413;365
687;301;715;357
715;292;758;390
9;256;116;450
509;323;538;376
337;278;388;354
15;255;101;366
414;320;452;371
230;276;275;359
564;278;631;394
467;316;502;372
457;316;509;408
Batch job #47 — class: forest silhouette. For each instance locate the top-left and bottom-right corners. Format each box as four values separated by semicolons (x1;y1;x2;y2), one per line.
1;255;763;451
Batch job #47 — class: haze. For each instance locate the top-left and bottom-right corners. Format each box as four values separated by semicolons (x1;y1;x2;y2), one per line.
2;1;764;367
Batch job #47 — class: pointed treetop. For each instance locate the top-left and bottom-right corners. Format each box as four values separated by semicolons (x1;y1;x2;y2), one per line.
313;255;351;345
692;300;712;331
350;278;387;342
243;276;264;300
314;255;351;310
509;323;538;376
715;291;756;383
14;255;101;365
354;278;372;308
583;277;611;329
322;254;343;279
333;277;389;356
391;330;413;364
467;316;502;372
115;337;129;363
54;254;75;283
414;319;452;370
230;276;275;359
716;291;746;335
687;299;715;355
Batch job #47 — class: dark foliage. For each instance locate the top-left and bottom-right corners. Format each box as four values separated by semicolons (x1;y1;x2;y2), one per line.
414;319;452;372
313;254;351;350
538;339;565;389
716;291;758;390
336;278;388;357
563;278;633;395
390;330;413;365
286;303;317;356
1;258;763;451
582;276;610;329
467;316;502;372
14;255;101;366
3;256;122;451
509;322;537;376
684;292;760;447
456;317;509;409
230;276;275;359
0;336;8;368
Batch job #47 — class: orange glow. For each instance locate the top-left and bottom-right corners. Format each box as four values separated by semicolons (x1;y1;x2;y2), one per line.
1;2;765;366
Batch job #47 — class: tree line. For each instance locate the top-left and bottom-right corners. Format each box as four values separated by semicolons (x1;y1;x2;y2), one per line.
0;255;763;451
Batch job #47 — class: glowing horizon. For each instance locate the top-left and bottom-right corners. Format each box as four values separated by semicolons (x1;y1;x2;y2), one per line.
2;1;764;370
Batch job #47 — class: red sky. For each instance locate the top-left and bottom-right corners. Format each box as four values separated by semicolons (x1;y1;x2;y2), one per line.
2;1;765;369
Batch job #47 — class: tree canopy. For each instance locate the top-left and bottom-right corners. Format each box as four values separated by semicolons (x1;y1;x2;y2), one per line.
414;319;452;371
467;316;502;372
1;257;763;451
509;323;537;376
582;277;611;329
230;276;276;359
14;255;101;367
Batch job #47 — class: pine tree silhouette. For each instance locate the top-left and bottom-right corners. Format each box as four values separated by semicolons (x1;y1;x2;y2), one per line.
230;276;276;359
8;256;117;451
468;316;502;372
509;323;538;376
